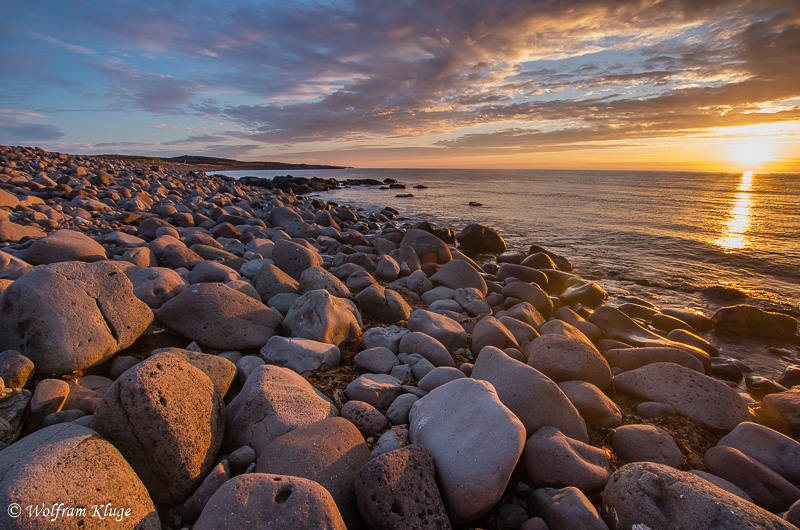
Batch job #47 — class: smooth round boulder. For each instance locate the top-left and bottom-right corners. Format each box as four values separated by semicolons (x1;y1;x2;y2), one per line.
712;305;799;340
299;266;350;298
429;259;488;295
353;346;400;374
271;239;324;280
194;473;346;530
0;423;160;529
410;378;525;524
471;316;521;356
407;309;468;353
129;266;186;308
717;422;800;484
24;229;107;264
253;262;299;302
400;229;452;264
525;331;612;389
398;332;455;367
558;380;622;428
340;400;390;435
225;365;337;455
456;223;506;254
283;289;362;346
611;424;684;468
761;389;800;438
524;426;612;492
259;336;340;374
188;260;240;284
92;352;225;504
532;487;607;530
0;261;153;376
355;283;412;324
156;282;281;350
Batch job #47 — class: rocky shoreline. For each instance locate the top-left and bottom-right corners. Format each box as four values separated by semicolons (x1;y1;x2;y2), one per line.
1;144;799;529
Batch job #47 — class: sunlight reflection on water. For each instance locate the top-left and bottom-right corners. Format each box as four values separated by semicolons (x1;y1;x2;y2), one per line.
715;171;754;250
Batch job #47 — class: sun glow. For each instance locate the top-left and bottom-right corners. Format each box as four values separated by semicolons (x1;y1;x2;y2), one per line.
714;171;754;250
730;139;773;168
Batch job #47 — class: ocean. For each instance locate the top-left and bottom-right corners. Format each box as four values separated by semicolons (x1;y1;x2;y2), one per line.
220;168;799;317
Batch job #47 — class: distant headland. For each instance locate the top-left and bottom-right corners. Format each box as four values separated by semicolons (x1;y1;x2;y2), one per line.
94;153;350;172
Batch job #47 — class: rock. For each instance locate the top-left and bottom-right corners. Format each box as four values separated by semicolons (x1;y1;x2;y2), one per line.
636;401;675;418
497;263;548;289
605;346;705;374
503;281;553;319
0;251;31;280
226;365;337;455
498;315;540;345
588;305;667;346
662;308;713;332
456;223;506;254
717;422;800;484
354;346;400;374
372;425;410;457
602;462;795;530
471;316;520;356
253;262;299;302
354;445;451;530
498;301;547;331
0;389;31;444
778;365;800;388
345;374;404;409
0;220;46;242
611;424;684;468
149;235;203;269
356;284;411;324
409;378;526;524
188;260;240;284
524;329;612;389
387;394;419;425
255;417;370;528
704;445;800;512
375;254;401;282
29;378;69;422
472;346;588;441
24;228;107;264
300;266;351;298
761;389;800;438
129;266;186;308
271;239;324;280
228;445;256;474
400;229;452;264
532;487;609;530
667;328;719;356
525;427;612;492
0;350;34;389
406;269;433;295
156;282;281;350
0;423;160;528
558;380;622;428
361;325;408;353
0;261;153;376
194;473;346;530
712;305;799;340
454;287;490;316
284;289;362;346
613;362;751;430
151;347;236;397
398;332;455;367
429;259;488;295
181;460;231;522
92;352;225;504
407;309;467;353
688;470;754;503
340;400;390;435
260;336;341;374
417;367;467;391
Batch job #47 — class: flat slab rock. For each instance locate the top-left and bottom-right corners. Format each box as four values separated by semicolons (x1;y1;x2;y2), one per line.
613;362;751;430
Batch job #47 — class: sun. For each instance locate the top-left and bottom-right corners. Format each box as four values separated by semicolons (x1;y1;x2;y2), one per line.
730;138;773;168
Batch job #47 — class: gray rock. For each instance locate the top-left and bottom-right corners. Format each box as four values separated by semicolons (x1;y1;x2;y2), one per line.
253;262;299;302
532;487;609;530
417;366;467;391
181;460;231;522
558;380;622;428
498;315;540;345
226;365;337;455
354;346;399;374
717;422;800;484
503;281;553;319
299;266;351;298
188;260;240;284
341;400;390;435
406;269;433;295
525;426;612;492
602;462;794;529
345;373;404;409
271;239;324;280
472;346;589;441
0;261;153;376
0;423;160;529
611;424;684;467
605;346;706;374
386;394;419;425
761;389;800;438
407;309;468;353
24;228;106;264
129;266;186;308
410;378;525;524
457;223;506;254
421;285;455;305
355;283;412;324
588;305;668;346
498;301;546;331
156;282;281;350
194;473;346;530
712;304;799;340
92;352;225;504
0;389;31;444
372;425;410;457
228;445;256;474
613;362;751;430
375;254;401;282
399;332;455;367
283;289;362;346
400;229;451;264
454;287;491;316
361;325;408;353
688;470;753;503
355;445;451;530
0;350;34;389
260;336;341;374
636;401;675;418
471;316;520;356
525;327;612;389
429;259;488;295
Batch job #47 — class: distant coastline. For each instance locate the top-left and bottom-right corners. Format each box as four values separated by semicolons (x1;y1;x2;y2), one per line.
94;153;350;172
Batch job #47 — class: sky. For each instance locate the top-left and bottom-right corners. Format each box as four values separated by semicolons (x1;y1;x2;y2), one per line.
1;0;799;171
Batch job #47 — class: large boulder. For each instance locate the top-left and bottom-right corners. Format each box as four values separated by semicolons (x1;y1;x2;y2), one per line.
410;378;525;524
717;422;800;484
354;445;450;530
24;229;107;264
0;423;160;529
253;262;299;302
194;473;346;530
255;417;370;528
524;426;612;492
271;239;324;280
400;229;451;264
602;462;795;529
429;259;488;295
472;347;588;441
0;220;45;243
456;223;505;254
129;266;186;308
712;305;798;340
225;365;337;455
156;282;281;350
613;362;751;430
0;261;153;376
92;352;225;504
407;309;467;353
761;389;800;438
283;289;362;346
299;266;351;298
355;284;412;324
524;329;612;389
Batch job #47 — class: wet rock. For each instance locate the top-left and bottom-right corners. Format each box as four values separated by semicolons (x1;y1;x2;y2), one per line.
0;423;160;529
194;473;346;530
255;417;370;528
456;223;506;254
588;305;667;346
0;261;153;376
611;424;684;468
602;462;794;529
284;289;362;346
92;352;225;504
613;362;751;430
355;445;450;530
260;336;341;374
497;263;548;289
712;305;799;340
410;378;525;524
560;282;608;309
156;282;281;350
667;328;719;356
525;426;612;492
472;346;588;441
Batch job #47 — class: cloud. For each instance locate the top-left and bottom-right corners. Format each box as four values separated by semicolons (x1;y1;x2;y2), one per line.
0;109;64;143
161;134;229;146
90;63;203;114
